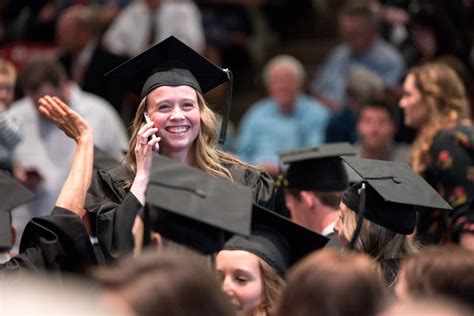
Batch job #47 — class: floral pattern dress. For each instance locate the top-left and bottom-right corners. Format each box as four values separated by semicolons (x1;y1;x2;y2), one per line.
417;125;474;244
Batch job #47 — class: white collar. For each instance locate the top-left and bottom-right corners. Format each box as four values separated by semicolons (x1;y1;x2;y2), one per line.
321;221;336;236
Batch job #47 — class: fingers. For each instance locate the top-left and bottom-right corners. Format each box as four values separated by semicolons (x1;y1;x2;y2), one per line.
38;95;92;141
137;121;158;145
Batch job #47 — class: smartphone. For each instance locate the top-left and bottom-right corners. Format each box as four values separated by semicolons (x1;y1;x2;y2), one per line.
143;112;160;153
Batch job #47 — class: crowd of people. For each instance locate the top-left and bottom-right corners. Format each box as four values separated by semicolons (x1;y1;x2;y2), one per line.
0;0;473;315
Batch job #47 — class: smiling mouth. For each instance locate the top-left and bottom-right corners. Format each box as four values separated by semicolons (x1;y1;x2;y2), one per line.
165;126;190;134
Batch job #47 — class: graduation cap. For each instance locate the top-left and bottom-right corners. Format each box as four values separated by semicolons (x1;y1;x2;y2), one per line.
0;170;35;249
224;204;329;276
341;157;452;237
145;155;253;254
280;143;357;191
105;36;232;144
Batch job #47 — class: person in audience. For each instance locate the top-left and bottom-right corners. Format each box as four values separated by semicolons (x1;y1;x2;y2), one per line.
216;204;328;315
278;249;385;316
9;57;128;250
85;36;275;261
399;62;473;244
335;157;451;287
355;97;410;162
310;2;404;111
103;0;204;57
95;249;235;316
1;95;98;275
280;143;356;246
236;54;329;176
382;297;471;316
56;5;128;112
325;65;384;144
395;245;474;310
0;58;21;172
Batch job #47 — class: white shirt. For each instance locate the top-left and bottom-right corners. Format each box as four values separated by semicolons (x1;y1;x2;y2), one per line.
321;221;337;237
103;0;205;57
9;84;129;249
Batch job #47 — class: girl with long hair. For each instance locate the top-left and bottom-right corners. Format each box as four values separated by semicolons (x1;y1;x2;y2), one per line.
399;63;473;243
86;37;274;261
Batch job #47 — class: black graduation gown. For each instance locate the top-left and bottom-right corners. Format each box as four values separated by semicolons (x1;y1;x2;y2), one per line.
85;163;275;261
1;207;97;277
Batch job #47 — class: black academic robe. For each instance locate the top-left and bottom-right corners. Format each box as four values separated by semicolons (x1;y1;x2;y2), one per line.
85;163;275;262
1;207;97;277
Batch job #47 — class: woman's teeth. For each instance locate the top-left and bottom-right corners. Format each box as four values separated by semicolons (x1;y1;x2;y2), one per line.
166;126;189;133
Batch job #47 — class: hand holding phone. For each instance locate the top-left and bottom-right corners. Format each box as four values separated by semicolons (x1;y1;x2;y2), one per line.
143;112;160;153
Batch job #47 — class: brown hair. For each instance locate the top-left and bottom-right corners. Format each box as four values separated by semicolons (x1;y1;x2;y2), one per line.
123;90;255;188
339;1;378;29
340;205;419;287
20;57;66;93
278;249;385;316
408;63;470;173
258;259;285;316
95;249;235;316
286;188;343;209
400;245;474;309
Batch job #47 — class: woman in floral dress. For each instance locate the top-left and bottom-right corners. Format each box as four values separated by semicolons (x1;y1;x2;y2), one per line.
399;62;473;244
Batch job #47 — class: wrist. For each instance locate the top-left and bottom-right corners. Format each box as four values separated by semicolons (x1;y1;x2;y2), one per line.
76;132;93;145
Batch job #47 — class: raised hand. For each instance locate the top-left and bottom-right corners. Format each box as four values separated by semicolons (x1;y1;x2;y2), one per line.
38;95;92;143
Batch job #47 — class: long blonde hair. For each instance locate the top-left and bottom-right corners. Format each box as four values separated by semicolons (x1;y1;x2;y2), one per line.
123;89;252;188
409;63;470;173
256;259;285;316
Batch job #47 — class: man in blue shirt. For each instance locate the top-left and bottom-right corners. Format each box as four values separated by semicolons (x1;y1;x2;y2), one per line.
237;55;329;176
311;2;405;111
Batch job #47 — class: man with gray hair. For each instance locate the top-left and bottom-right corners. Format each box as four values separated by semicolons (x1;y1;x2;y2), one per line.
325;65;383;143
236;55;329;176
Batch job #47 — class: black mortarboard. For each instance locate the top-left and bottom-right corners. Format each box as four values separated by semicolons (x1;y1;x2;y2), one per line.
105;36;232;144
0;171;35;249
280;143;356;191
224;204;329;276
145;155;253;254
341;157;452;235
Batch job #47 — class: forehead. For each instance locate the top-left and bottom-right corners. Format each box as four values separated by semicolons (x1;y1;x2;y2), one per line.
216;250;261;269
147;85;198;101
0;73;14;83
360;106;391;117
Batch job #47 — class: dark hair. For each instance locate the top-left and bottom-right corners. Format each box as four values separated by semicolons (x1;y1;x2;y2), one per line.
358;97;400;126
20;57;66;93
94;249;234;316
286;188;343;209
339;2;378;29
400;245;474;309
278;249;385;316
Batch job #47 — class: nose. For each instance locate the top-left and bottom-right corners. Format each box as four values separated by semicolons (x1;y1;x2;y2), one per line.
170;106;184;120
399;97;406;109
221;276;235;296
